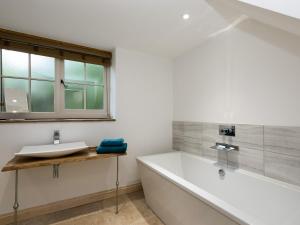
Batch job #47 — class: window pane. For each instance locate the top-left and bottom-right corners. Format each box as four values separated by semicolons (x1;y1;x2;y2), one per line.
65;84;84;109
31;80;54;112
4;78;28;93
64;60;84;82
86;64;104;85
31;54;55;80
2;49;28;77
3;78;29;112
0;77;3;112
86;85;104;109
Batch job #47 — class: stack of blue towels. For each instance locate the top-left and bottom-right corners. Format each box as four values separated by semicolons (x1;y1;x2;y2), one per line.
96;138;127;154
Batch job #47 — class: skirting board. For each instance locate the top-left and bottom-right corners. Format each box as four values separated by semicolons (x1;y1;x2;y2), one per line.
0;183;142;225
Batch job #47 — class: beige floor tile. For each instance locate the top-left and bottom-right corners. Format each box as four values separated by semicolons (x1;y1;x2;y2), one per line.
36;191;165;225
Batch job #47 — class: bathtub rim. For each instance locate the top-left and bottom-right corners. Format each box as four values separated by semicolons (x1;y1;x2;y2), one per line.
137;151;300;225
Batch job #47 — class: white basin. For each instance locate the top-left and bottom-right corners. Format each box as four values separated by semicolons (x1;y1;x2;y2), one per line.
15;142;89;158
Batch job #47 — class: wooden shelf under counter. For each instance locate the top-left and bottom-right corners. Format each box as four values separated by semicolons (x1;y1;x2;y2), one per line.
2;147;126;172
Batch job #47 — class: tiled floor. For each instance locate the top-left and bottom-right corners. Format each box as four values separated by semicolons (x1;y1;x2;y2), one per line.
15;192;164;225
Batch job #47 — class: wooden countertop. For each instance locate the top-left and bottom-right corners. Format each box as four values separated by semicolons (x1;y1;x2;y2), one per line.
1;147;126;172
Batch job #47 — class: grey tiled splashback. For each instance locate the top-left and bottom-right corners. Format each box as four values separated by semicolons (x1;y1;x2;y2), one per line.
173;121;300;186
264;126;300;185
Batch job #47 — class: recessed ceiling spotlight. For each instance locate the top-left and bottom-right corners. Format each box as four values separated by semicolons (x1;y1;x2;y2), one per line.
12;99;17;103
182;13;190;20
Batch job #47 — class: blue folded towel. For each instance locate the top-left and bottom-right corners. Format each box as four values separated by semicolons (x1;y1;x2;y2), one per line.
97;143;127;154
100;138;124;147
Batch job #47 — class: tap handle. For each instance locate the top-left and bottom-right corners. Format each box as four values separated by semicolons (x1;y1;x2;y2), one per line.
53;130;60;144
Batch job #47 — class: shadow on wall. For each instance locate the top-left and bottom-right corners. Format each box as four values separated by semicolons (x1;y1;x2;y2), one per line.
0;173;15;212
236;19;300;58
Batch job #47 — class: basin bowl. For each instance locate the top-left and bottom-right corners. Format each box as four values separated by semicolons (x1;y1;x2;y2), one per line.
15;142;89;158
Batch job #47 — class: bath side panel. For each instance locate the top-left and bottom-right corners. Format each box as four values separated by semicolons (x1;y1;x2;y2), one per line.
139;163;239;225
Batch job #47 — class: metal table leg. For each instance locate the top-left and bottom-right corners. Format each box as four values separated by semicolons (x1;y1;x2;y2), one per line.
13;170;19;225
53;164;60;179
115;156;119;214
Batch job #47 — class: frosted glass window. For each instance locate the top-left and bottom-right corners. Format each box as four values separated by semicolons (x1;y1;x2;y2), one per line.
86;63;104;85
31;80;54;112
87;86;103;109
64;60;105;111
65;84;84;109
0;78;2;112
64;60;84;82
3;78;29;112
0;48;108;118
31;54;55;80
2;50;28;77
4;78;28;93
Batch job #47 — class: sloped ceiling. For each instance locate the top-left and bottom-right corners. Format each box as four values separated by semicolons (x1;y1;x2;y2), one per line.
237;0;300;20
0;0;299;58
0;0;242;58
223;0;300;38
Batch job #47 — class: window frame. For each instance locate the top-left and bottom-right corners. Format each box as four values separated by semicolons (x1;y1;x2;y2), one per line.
0;49;111;120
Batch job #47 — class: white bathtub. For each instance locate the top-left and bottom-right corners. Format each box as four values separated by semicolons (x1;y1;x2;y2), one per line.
137;151;300;225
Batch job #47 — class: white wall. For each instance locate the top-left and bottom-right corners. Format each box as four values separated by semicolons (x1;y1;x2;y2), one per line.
0;48;173;214
173;18;300;126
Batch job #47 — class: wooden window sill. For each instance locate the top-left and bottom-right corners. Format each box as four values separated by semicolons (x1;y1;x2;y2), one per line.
0;118;116;123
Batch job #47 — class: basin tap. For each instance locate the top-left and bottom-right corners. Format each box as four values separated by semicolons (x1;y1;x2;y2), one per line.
53;130;60;145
